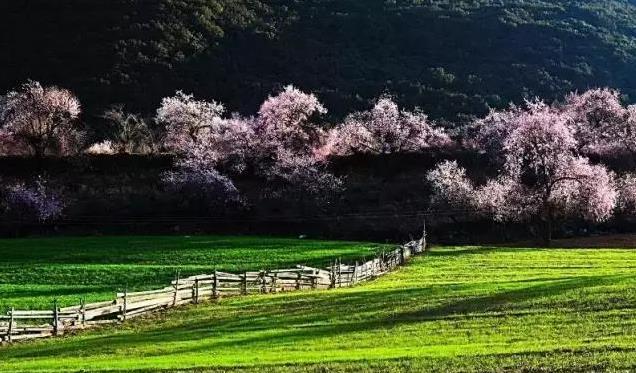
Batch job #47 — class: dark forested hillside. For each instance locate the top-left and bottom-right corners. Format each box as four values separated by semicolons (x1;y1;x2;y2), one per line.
2;0;636;126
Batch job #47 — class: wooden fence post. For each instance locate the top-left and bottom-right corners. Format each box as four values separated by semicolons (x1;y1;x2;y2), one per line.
53;299;59;336
296;272;302;290
173;270;180;306
122;287;128;322
80;297;86;327
422;219;428;253
7;307;14;343
260;271;267;293
193;279;199;304
353;261;358;284
337;259;342;288
400;246;406;265
242;272;248;295
373;258;380;278
382;251;387;271
212;270;219;299
310;269;317;289
329;261;336;289
272;273;278;293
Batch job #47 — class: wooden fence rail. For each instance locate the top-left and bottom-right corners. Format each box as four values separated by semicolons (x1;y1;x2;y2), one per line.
0;236;425;344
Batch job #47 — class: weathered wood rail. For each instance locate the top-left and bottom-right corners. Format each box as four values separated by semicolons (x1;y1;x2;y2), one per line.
0;237;425;344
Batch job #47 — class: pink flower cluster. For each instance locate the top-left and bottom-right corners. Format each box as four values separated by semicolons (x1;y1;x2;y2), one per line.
157;85;341;202
472;88;636;158
326;96;451;155
429;91;622;239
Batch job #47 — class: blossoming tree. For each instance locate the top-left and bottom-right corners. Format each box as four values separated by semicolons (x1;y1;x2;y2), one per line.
429;101;617;244
158;85;341;206
3;177;64;221
252;85;340;196
156;92;252;205
561;88;629;153
156;91;227;154
326;96;451;156
0;81;83;157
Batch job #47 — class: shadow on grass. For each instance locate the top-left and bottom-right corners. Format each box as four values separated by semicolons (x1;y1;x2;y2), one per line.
428;247;533;257
1;273;628;360
124;345;636;373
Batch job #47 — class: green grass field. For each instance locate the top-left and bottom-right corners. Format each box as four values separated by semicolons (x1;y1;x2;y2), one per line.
2;244;636;372
0;235;387;310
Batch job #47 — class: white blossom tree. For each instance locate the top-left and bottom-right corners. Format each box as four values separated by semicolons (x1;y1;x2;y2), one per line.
0;81;83;157
156;91;226;154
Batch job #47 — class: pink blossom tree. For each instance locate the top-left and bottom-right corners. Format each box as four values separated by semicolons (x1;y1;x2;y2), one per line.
163;114;254;206
605;104;636;158
326;96;451;156
430;103;617;244
561;88;628;153
470;99;550;159
555;88;636;160
0;81;83;157
251;85;341;196
157;91;253;205
473;89;636;163
254;85;327;153
616;173;636;213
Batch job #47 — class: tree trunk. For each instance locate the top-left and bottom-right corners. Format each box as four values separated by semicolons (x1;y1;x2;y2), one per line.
544;216;553;247
30;142;45;159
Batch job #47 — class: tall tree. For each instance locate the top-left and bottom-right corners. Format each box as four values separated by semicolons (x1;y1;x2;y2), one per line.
429;101;617;244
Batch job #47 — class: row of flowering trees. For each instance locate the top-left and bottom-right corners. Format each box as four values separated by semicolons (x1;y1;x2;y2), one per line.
153;86;453;205
0;81;453;159
154;86;636;243
3;80;636;236
0;81;452;218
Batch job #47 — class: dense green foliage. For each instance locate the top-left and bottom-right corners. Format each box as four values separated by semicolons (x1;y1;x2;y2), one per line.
1;245;636;371
3;1;636;126
0;235;386;310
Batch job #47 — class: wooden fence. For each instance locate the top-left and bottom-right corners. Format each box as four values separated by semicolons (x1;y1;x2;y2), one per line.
0;237;425;344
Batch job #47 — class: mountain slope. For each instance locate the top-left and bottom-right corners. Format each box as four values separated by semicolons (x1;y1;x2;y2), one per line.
2;0;636;123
